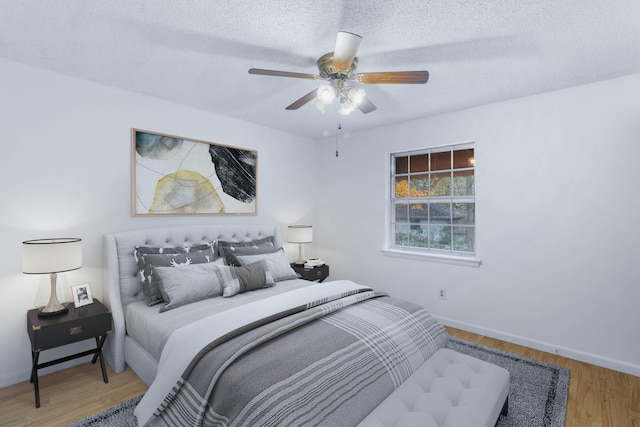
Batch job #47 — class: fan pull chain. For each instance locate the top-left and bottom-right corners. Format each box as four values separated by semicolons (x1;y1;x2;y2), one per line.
335;120;342;157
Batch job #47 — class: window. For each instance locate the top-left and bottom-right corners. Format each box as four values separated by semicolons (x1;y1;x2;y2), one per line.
388;143;475;258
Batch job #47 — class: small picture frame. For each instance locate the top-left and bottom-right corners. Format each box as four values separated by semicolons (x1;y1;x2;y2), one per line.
71;283;93;308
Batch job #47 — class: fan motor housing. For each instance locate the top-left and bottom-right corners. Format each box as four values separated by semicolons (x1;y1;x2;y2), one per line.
317;53;358;79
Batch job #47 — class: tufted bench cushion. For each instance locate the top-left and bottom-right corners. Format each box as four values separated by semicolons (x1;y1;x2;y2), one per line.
358;348;510;427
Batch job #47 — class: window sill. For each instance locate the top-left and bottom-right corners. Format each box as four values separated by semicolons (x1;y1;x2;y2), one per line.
381;248;482;267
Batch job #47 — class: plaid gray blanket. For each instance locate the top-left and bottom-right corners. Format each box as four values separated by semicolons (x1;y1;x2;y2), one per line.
152;289;448;426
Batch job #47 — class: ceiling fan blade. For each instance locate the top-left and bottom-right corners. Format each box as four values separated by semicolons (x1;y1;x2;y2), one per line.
357;97;377;114
333;31;362;71
249;68;319;80
285;89;318;110
356;71;430;84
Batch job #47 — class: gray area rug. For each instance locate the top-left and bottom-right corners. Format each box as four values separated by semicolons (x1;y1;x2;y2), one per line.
66;394;142;427
448;338;569;427
67;337;569;427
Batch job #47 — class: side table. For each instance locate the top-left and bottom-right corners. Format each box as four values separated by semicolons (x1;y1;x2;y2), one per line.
26;298;112;408
291;263;330;282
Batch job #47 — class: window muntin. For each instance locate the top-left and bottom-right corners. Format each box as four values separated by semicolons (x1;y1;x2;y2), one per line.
390;145;475;255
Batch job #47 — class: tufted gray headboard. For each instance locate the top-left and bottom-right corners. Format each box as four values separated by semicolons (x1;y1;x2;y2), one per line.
103;224;281;374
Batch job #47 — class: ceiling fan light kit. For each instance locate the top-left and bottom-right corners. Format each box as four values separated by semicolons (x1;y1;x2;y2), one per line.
346;86;364;104
317;85;335;104
316;79;366;115
248;31;429;116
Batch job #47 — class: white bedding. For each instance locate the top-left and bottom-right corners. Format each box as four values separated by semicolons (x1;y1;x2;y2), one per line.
125;278;313;360
134;280;372;426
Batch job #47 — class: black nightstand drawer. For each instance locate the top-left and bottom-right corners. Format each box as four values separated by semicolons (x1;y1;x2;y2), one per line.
291;263;330;282
27;301;111;351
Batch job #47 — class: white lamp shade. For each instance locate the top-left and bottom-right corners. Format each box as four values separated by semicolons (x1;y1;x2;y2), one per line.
22;238;82;274
288;226;313;244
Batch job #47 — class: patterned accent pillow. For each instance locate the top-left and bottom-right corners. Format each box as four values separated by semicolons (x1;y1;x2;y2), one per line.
133;243;216;306
217;261;275;297
217;237;275;266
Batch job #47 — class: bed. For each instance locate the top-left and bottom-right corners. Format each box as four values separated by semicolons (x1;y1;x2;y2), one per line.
103;224;509;427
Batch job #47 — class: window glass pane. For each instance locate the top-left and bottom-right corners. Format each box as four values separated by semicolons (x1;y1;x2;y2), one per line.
429;202;451;223
453;203;475;225
395;224;409;246
430;172;451;196
395;177;408;198
395;203;408;223
389;145;475;255
409;153;429;173
453;149;474;169
453;226;474;252
431;151;451;171
408;203;427;223
453;170;475;196
409;174;429;197
395;156;408;174
429;225;451;250
409;225;428;248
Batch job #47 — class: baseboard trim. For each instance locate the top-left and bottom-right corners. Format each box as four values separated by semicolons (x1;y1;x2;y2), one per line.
0;356;90;389
436;316;640;377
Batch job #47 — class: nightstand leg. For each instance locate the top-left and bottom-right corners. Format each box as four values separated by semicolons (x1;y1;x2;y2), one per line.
91;336;100;364
31;350;40;408
93;335;109;383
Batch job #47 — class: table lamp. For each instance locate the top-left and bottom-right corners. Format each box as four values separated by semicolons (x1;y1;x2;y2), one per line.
288;225;312;265
23;238;82;317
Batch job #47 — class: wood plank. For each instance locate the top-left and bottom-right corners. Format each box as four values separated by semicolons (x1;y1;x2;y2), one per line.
0;362;147;427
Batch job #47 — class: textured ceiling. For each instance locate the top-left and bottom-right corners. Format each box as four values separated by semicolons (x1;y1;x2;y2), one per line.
1;0;639;139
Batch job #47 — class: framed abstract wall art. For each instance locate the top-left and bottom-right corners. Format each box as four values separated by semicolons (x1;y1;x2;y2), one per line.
132;129;257;215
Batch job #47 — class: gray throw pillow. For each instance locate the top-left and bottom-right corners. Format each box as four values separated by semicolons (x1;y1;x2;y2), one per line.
152;259;225;312
235;248;298;282
139;249;217;306
217;237;275;266
217;261;275;297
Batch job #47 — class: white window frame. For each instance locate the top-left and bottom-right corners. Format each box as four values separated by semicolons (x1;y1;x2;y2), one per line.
382;142;482;267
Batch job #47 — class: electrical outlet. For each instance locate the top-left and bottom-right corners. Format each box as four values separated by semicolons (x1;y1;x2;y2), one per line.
439;289;446;300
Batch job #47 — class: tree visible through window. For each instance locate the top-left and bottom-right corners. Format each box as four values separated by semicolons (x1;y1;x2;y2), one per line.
390;144;475;254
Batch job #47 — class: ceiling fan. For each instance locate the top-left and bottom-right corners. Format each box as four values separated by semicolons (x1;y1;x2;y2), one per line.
248;31;429;115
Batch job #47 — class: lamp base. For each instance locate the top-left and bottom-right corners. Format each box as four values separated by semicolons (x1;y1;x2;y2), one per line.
38;272;69;317
37;304;69;318
295;243;306;265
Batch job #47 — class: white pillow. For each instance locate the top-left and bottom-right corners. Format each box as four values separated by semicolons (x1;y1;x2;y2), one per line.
235;248;298;282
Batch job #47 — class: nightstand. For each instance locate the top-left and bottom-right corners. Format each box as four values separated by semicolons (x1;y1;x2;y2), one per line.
291;263;330;282
26;299;112;408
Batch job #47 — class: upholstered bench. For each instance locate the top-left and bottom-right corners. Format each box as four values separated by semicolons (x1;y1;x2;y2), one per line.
358;348;510;427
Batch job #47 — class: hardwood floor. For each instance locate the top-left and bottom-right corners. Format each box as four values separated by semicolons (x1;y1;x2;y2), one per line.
0;328;637;426
0;362;146;427
447;327;640;427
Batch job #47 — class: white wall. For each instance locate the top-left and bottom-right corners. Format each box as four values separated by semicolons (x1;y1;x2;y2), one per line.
0;58;317;387
2;56;638;389
314;74;640;376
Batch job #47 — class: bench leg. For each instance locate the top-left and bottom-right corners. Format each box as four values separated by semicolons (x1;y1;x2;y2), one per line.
495;396;509;426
